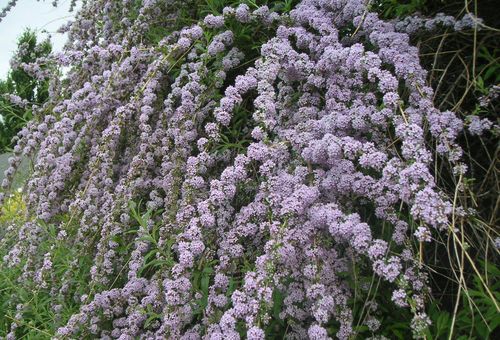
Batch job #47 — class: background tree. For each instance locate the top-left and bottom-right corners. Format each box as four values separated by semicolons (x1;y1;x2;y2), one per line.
0;29;51;152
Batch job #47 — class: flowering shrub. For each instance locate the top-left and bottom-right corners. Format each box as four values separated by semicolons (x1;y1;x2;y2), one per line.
0;0;498;339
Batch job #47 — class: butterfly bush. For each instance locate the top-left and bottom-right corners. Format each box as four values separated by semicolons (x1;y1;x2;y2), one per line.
0;0;17;23
0;0;71;23
0;0;489;339
393;12;482;34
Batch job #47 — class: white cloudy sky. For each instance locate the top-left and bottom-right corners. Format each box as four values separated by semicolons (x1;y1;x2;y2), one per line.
0;0;77;78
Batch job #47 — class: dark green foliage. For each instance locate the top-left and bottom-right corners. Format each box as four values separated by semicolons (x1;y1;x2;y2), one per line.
375;0;428;18
423;263;500;339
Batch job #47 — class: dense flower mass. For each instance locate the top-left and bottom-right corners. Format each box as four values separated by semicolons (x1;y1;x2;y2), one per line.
0;0;494;339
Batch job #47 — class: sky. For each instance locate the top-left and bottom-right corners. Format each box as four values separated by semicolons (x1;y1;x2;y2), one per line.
0;0;77;78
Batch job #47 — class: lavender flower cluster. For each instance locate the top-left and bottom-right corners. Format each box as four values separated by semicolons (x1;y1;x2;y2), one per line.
0;0;488;339
394;12;483;34
0;0;17;23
